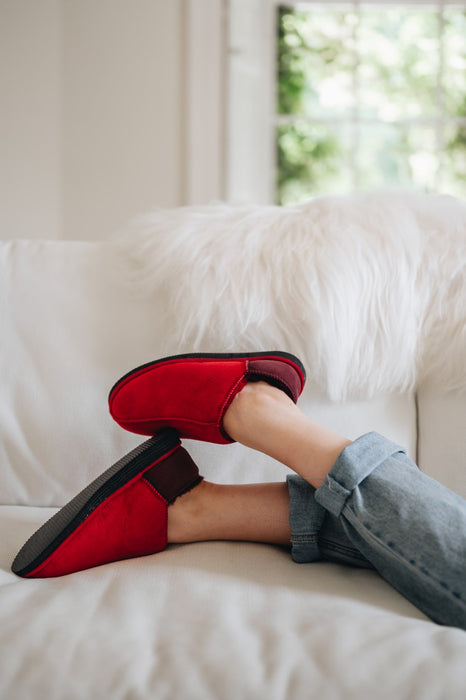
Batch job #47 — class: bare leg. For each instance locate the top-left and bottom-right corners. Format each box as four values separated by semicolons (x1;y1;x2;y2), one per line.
168;382;348;545
223;382;351;489
168;381;466;629
168;480;291;546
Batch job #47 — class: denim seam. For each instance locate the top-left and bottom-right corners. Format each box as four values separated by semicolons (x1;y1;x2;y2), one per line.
291;533;318;544
318;537;369;563
343;506;466;610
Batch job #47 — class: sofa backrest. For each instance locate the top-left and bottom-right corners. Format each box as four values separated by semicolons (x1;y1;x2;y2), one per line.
1;192;464;505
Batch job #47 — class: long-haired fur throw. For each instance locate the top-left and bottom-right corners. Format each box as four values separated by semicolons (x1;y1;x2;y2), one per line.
117;190;466;400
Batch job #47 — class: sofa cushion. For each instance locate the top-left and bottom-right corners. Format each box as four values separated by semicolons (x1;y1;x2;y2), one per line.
2;505;466;700
0;506;466;700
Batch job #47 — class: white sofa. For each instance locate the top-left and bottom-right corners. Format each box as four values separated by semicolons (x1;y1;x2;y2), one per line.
1;191;465;699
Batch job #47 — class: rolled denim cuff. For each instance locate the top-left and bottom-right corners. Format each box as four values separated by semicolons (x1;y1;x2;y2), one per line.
287;475;326;563
315;432;406;518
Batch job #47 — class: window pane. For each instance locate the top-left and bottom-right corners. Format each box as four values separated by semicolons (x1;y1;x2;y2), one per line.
358;9;439;120
357;124;439;191
276;3;466;204
276;122;352;204
277;6;356;118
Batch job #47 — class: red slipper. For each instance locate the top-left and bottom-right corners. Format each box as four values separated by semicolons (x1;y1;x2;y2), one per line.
108;351;306;444
11;429;202;578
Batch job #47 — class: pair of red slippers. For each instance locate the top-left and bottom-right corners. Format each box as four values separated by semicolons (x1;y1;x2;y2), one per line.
12;352;305;578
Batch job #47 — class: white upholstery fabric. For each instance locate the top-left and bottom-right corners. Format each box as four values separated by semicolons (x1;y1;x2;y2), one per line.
1;194;465;699
2;506;466;700
0;241;153;505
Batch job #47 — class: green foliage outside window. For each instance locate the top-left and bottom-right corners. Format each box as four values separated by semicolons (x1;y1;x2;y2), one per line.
277;4;466;205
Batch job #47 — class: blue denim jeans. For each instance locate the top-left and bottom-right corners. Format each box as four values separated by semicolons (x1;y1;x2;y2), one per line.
287;432;466;630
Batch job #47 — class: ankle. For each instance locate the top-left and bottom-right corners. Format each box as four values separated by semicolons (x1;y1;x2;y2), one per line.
167;480;217;544
223;381;296;444
223;380;352;490
169;479;293;547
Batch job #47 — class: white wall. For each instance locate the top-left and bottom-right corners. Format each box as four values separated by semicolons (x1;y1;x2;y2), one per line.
0;0;62;240
0;0;225;241
61;0;185;240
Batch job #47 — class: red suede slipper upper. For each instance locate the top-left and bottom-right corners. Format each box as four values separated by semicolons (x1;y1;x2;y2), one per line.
108;352;306;443
12;432;202;578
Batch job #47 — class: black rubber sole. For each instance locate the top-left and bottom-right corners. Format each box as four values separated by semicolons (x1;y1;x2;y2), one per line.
108;351;306;402
12;428;180;577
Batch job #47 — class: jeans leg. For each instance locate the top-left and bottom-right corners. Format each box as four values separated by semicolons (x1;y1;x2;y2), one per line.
287;475;373;569
314;432;466;630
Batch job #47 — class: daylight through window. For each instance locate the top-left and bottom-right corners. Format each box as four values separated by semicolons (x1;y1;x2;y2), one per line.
277;2;466;204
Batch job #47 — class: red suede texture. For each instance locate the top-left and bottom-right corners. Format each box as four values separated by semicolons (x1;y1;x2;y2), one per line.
27;471;169;578
109;354;305;442
109;358;248;442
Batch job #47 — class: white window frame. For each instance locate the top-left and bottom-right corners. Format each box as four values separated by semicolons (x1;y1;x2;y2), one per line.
226;0;466;205
226;0;277;205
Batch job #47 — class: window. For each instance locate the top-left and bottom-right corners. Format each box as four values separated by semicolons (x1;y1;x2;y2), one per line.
226;0;466;205
277;2;466;204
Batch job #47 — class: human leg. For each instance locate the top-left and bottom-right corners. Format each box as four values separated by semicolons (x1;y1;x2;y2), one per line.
11;378;356;577
168;480;291;547
222;381;352;488
313;432;466;628
166;380;354;553
286;474;373;568
165;381;372;569
223;382;466;629
15;357;466;629
167;474;371;569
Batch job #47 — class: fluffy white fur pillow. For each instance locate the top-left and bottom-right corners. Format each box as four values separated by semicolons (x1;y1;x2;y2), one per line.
117;191;466;400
